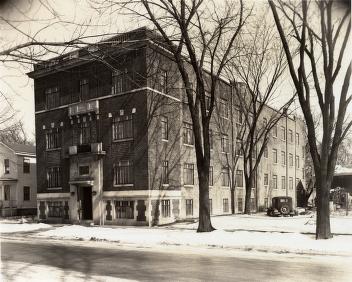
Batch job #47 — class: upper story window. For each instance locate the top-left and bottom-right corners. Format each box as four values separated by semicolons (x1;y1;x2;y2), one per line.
158;70;167;93
221;134;229;153
112;71;125;94
47;167;61;189
273;174;278;189
221;167;230;186
45;86;59;109
76;122;94;145
205;93;211;111
273;148;278;163
209;166;213;186
209;129;213;149
183;163;194;185
114;160;133;185
4;159;10;174
263;117;267;127
289;129;293;142
273;124;278;138
23;158;30;174
183;122;194;145
296;133;300;145
264;145;268;158
236;170;243;187
79;79;89;100
162;160;169;185
79;165;89;176
296;155;300;168
161;116;168;141
219;98;228;118
281;151;286;165
112;115;133;141
281;126;286;140
236;108;243;125
264;173;268;185
236;139;243;156
46;128;61;149
289;153;293;166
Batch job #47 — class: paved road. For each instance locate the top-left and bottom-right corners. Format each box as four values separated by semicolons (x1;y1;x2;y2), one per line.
1;237;351;282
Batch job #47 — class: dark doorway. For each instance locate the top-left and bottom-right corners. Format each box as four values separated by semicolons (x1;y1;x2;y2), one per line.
81;187;93;220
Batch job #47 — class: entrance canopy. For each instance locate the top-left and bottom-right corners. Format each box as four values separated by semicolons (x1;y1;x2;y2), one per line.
332;167;352;192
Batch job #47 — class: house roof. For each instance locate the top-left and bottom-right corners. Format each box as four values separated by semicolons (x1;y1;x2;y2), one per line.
1;141;36;156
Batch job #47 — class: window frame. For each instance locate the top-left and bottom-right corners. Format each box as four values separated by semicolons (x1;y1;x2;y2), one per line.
183;163;194;185
113;160;134;186
112;115;133;141
23;186;30;201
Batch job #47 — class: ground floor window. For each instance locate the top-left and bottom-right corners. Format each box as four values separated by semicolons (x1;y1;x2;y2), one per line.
23;186;30;201
223;198;229;213
161;200;171;217
48;201;63;217
237;198;243;212
4;185;10;201
264;198;268;208
115;201;134;219
186;199;193;216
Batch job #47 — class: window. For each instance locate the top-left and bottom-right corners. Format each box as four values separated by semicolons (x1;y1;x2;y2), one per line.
209;166;213;186
281;151;286;165
23;158;30;174
296;133;300;145
161;200;170;217
46;128;61;149
47;167;61;188
236;140;243;156
23;186;30;201
289;153;293;166
186;199;193;216
281;176;286;190
112;115;133;141
273;175;278;189
209;199;213;215
4;185;10;201
79;79;89;100
296;155;300;168
302;146;305;158
76;122;94;145
158;70;167;93
48;201;63;217
289;129;293;142
236;108;243;125
273;149;278;163
79;166;89;176
236;170;243;187
237;198;243;212
209;130;213;149
281;126;286;140
114;161;133;185
264;173;269;185
161;116;168;140
4;159;10;174
115;201;134;219
289;177;293;190
221;134;229;153
219;98;228;118
205;93;211;111
223;198;229;213
273;125;278;138
183;122;194;145
112;71;125;94
162;161;169;184
183;163;194;185
222;167;229;186
264;146;268;158
45;86;59;109
296;178;300;187
302;168;305;179
263;118;267;127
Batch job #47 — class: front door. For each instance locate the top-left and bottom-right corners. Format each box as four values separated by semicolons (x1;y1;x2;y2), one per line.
81;187;93;220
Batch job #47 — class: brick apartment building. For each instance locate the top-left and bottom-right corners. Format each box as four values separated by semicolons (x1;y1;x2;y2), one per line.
27;27;306;225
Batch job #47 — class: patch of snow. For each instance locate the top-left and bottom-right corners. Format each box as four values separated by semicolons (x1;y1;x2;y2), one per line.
0;223;51;233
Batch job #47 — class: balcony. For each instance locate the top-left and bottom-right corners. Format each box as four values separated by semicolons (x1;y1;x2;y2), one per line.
68;99;99;116
68;142;105;156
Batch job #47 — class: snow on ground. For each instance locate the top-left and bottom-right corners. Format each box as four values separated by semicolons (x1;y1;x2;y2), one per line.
0;222;51;233
35;224;352;256
172;213;352;234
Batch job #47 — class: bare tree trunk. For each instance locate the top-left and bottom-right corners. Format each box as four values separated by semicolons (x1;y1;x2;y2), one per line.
244;176;253;214
315;175;332;239
197;167;215;232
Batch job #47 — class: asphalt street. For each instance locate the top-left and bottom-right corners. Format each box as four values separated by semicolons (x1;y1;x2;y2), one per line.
1;237;351;282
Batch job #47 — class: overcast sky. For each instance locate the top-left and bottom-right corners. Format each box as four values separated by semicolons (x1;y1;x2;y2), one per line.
0;0;350;142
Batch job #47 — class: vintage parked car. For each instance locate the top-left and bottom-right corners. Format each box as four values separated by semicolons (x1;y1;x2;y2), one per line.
267;196;295;216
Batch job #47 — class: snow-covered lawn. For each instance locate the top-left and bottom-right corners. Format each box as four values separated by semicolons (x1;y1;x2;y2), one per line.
35;225;352;256
0;223;51;233
172;213;352;235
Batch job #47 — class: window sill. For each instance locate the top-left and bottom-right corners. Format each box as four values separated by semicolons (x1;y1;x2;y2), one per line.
113;138;134;143
47;187;62;190
162;139;169;142
183;144;194;147
162;184;169;187
46;148;61;152
184;185;194;188
113;184;134;187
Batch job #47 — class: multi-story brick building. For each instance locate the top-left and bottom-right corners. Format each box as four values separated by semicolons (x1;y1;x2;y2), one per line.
0;142;37;216
28;27;305;225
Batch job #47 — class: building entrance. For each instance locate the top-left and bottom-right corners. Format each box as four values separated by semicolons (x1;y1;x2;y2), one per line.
80;186;93;220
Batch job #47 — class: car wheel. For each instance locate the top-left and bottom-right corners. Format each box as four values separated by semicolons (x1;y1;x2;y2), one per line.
280;205;290;215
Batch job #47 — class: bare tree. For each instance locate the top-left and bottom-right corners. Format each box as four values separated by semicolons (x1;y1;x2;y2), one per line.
225;21;295;214
269;0;351;239
104;0;249;231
